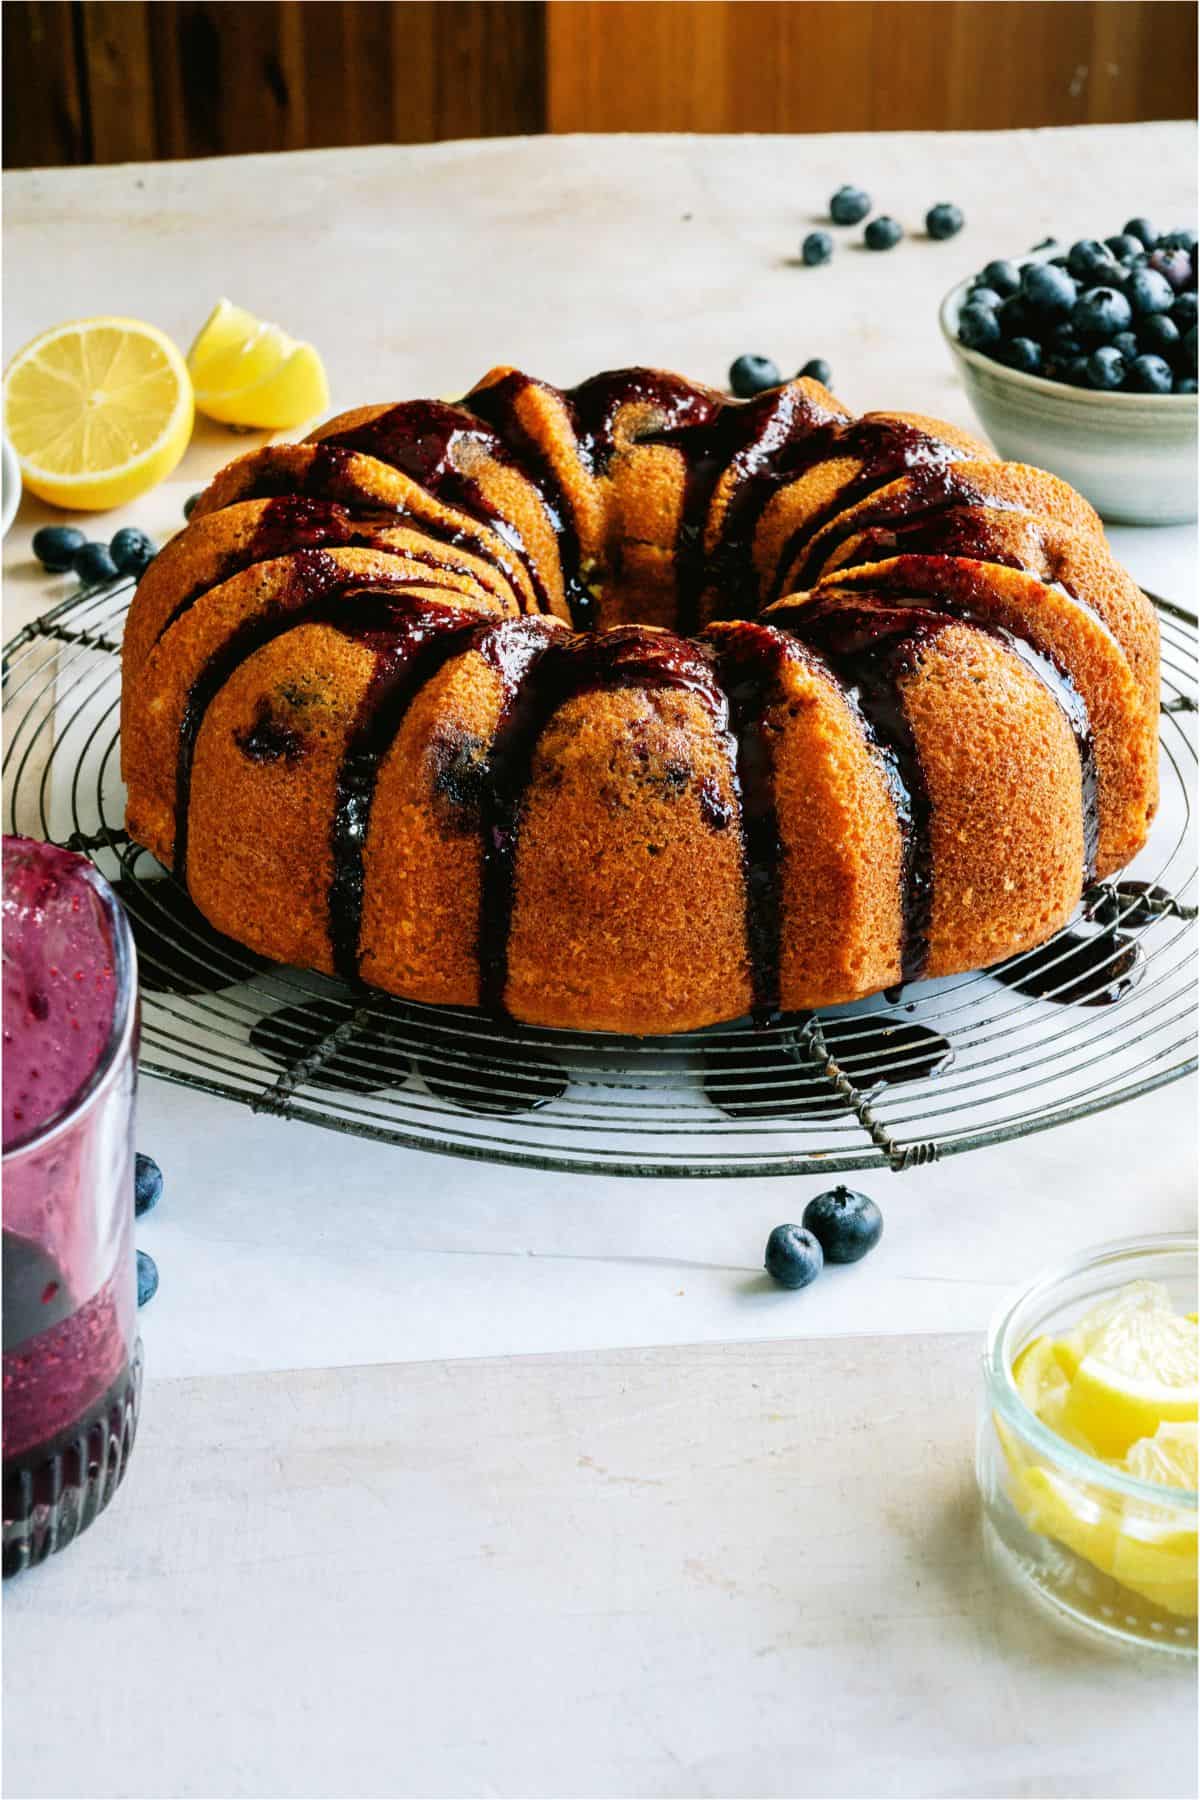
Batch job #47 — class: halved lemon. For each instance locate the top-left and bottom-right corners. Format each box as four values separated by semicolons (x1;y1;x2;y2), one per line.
187;299;329;430
4;316;193;511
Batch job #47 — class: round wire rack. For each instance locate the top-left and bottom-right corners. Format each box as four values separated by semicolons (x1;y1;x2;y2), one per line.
3;575;1197;1178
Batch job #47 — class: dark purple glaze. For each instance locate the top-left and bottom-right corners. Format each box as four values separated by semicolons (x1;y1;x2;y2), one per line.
250;998;412;1094
703;1015;953;1118
1086;880;1193;928
992;930;1142;1005
801;467;995;576
475;622;732;1015
706;623;800;1021
327;600;485;982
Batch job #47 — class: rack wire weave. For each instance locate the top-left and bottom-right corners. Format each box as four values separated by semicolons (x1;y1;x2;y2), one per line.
3;576;1196;1178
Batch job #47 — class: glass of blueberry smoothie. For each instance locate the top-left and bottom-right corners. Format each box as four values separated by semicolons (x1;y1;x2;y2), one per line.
2;836;141;1577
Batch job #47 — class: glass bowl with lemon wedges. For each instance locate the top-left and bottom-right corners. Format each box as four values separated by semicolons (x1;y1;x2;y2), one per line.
979;1234;1197;1655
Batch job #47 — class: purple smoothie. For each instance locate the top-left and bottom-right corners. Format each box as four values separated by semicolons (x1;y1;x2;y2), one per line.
2;837;140;1575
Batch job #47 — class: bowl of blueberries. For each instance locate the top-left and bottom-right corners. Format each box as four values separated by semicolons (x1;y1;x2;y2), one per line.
940;219;1197;525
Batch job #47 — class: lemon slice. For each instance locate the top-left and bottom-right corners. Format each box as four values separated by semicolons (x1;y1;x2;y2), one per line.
1010;1335;1095;1452
188;298;329;430
1126;1421;1199;1491
4;316;193;511
1052;1279;1172;1381
1062;1304;1197;1459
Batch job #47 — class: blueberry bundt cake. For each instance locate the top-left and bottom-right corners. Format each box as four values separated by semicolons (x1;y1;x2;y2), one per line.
121;367;1159;1035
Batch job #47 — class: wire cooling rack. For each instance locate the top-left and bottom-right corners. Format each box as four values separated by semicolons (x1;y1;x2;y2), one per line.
3;576;1197;1178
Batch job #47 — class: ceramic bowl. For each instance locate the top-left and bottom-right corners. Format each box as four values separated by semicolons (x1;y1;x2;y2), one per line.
939;273;1197;526
1;437;21;538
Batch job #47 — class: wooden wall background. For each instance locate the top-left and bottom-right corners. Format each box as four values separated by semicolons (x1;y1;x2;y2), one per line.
4;1;1197;170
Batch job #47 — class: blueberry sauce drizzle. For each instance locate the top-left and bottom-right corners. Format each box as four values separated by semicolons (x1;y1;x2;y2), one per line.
703;1016;952;1119
327;601;488;982
476;622;732;1014
991;931;1142;1006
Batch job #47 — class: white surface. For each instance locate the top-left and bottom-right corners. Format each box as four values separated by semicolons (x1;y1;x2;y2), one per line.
5;1336;1196;1800
2;127;1198;1800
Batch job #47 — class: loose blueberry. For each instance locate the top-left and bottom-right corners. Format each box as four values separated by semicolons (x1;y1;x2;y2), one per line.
729;355;782;398
1073;285;1133;341
71;541;119;585
926;202;964;241
1124;218;1158;249
1128;267;1175;317
1125;353;1174;394
1105;233;1145;265
136;1249;159;1308
1001;336;1042;376
798;357;833;386
1086;345;1126;390
1021;261;1077;321
134;1152;163;1217
183;493;201;520
864;216;902;251
801;230;833;267
1174;376;1199;394
1067;238;1119;284
1137;313;1181;358
801;1186;884;1264
967;285;1003;311
764;1223;824;1290
958;303;1002;352
829;185;871;226
31;524;86;573
1148;247;1193;293
109;526;157;576
981;259;1022;298
1171;292;1198;330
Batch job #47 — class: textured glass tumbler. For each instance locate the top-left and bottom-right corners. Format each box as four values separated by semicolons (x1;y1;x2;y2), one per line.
3;841;142;1577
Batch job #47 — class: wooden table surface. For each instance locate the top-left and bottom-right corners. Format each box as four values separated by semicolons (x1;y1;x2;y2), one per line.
3;126;1197;1799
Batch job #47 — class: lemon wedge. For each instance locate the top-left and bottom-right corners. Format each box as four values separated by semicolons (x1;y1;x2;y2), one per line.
1126;1421;1199;1491
1061;1303;1197;1458
4;316;193;511
188;299;329;430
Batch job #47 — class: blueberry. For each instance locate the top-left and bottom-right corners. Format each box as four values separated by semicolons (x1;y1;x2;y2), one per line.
830;185;871;226
798;357;833;386
136;1249;159;1308
1148;247;1192;294
1125;353;1174;394
802;1186;884;1264
1047;320;1082;356
1137;313;1180;358
1001;336;1042;376
1021;261;1077;321
1172;292;1198;330
981;259;1022;298
864;216;902;251
996;294;1032;339
1112;330;1140;362
1124;217;1158;249
183;493;201;520
729;355;781;398
1048;256;1070;271
1073;285;1133;341
71;541;119;585
801;230;833;267
134;1152;163;1217
926;202;964;241
1106;233;1145;265
109;526;157;576
967;284;1003;311
1184;327;1199;374
1128;267;1175;317
958;303;1002;352
1158;229;1198;253
1065;354;1092;387
1067;238;1119;284
31;524;86;573
1086;345;1127;390
764;1223;824;1290
1174;376;1198;394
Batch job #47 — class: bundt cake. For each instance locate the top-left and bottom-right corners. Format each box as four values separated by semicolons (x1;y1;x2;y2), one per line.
121;367;1160;1036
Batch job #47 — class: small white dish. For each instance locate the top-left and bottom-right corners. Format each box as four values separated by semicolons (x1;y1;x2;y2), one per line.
939;271;1197;526
1;438;21;538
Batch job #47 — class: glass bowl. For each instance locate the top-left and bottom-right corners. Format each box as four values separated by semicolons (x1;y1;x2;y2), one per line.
978;1233;1197;1656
